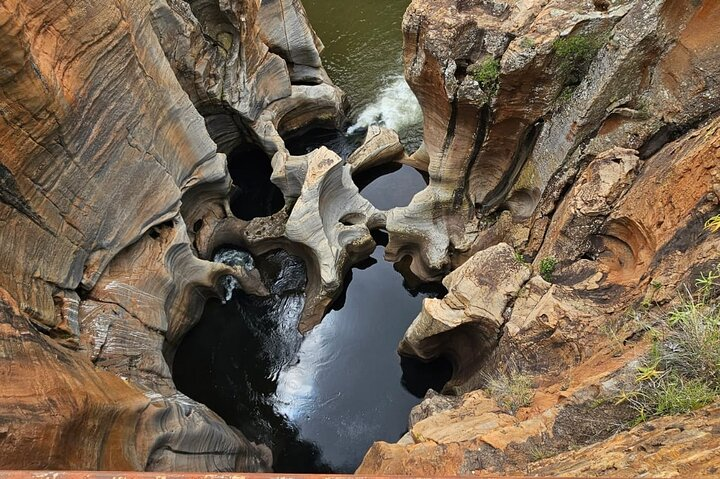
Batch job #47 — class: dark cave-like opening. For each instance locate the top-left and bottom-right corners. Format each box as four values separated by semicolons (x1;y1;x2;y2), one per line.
227;144;285;221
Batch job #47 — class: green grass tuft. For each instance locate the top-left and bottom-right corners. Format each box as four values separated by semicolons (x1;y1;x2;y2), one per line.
539;257;557;282
473;57;501;95
619;270;720;424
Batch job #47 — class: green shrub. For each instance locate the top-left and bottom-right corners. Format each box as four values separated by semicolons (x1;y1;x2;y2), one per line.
619;274;720;423
484;370;534;414
696;265;720;301
553;34;607;80
660;300;720;384
539;257;557;282
556;85;576;104
473;57;501;95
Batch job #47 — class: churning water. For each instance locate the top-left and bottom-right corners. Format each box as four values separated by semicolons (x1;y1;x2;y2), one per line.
172;0;446;474
215;248;255;303
303;0;423;150
346;75;423;141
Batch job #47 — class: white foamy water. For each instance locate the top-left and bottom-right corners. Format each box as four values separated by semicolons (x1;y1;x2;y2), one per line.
214;248;255;302
347;75;423;135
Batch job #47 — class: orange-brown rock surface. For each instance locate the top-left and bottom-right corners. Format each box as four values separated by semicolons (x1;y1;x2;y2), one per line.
386;0;720;281
359;0;720;476
1;0;720;474
0;0;353;471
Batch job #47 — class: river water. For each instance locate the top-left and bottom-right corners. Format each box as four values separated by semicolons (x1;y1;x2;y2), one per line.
303;0;423;150
173;1;443;473
174;163;449;472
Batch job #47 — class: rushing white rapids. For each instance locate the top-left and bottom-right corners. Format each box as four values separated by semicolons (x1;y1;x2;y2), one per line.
214;248;255;302
347;75;423;136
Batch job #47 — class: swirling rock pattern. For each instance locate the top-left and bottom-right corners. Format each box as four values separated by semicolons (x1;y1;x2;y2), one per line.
387;0;720;281
399;243;531;394
361;1;720;475
2;0;720;474
362;107;720;477
0;0;357;471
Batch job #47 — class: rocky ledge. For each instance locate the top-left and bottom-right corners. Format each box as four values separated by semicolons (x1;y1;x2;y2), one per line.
0;0;397;471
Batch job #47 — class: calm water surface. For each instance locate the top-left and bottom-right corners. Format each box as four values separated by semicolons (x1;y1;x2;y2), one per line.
174;164;448;473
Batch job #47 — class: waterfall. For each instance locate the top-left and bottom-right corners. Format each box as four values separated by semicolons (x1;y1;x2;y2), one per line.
214;248;255;302
347;75;423;136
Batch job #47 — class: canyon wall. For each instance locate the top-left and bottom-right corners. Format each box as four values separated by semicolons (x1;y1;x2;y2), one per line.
0;0;361;470
362;0;720;475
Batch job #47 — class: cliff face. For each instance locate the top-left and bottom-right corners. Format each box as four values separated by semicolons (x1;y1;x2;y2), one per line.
361;0;720;475
387;0;720;280
0;0;349;471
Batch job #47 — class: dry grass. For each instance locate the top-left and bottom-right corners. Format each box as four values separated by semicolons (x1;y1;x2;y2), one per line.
484;369;535;415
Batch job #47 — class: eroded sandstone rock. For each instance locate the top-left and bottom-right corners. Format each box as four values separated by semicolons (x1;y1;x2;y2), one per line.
399;243;531;393
386;0;720;282
361;94;720;478
0;0;349;471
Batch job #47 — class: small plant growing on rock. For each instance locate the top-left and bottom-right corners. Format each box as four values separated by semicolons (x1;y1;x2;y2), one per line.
539;257;557;281
520;37;536;50
528;444;554;463
556;85;576;105
473;57;501;95
553;33;607;84
619;271;720;424
484;369;534;414
705;214;720;233
600;317;626;357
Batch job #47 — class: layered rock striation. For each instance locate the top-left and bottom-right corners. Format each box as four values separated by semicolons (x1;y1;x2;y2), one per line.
2;0;720;474
386;0;720;281
0;0;376;471
362;0;720;475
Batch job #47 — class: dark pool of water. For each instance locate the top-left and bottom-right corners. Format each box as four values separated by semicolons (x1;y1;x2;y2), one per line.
285;128;362;160
173;165;449;473
227;145;285;220
272;243;449;472
355;163;428;210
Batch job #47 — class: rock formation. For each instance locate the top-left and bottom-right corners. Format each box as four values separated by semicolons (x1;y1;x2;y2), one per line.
1;0;720;474
399;243;531;393
0;0;373;471
359;0;720;475
386;0;720;281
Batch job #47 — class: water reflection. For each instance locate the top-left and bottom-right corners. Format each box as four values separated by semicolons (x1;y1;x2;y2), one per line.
355;163;428;211
174;165;449;473
272;244;448;472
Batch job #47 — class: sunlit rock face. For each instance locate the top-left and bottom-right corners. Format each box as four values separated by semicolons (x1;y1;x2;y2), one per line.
386;0;720;281
360;0;720;475
2;0;720;474
0;0;353;471
399;243;531;394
